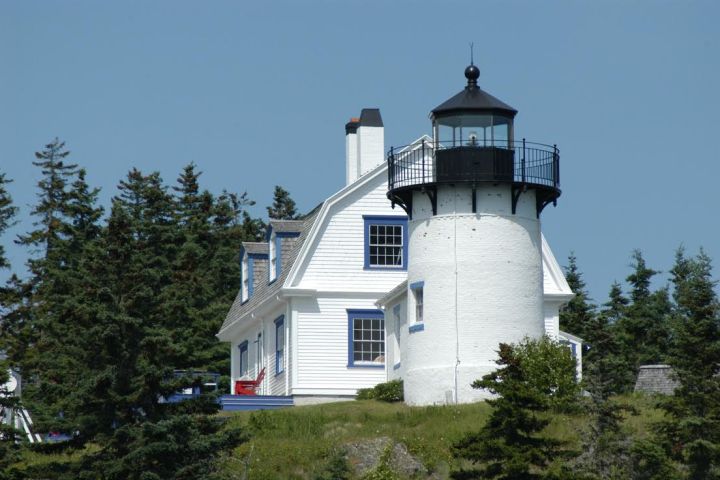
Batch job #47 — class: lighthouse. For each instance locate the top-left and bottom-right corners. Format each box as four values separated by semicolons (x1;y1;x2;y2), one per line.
385;64;562;406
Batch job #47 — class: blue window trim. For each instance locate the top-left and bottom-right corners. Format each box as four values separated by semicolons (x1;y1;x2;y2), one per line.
408;323;425;333
347;309;385;368
362;215;408;271
267;226;300;284
274;315;285;376
238;341;249;376
240;249;269;304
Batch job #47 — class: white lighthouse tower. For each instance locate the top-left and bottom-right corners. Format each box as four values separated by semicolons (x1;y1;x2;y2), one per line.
386;64;562;406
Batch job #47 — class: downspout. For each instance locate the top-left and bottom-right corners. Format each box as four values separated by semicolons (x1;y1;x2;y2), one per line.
453;187;460;405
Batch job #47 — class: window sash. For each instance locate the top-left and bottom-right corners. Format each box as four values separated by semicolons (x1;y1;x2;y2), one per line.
368;224;403;267
239;344;249;376
352;317;385;363
414;288;424;323
275;319;285;374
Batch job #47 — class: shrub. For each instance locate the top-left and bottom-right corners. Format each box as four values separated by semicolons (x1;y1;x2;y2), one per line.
356;380;404;403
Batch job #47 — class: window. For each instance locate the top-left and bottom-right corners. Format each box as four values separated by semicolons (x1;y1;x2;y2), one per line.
241;254;249;302
269;232;277;282
363;216;408;270
275;315;285;375
410;281;424;323
347;309;385;367
238;341;249;377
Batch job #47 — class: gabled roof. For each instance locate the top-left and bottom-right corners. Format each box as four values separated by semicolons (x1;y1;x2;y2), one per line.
218;207;321;337
241;242;268;256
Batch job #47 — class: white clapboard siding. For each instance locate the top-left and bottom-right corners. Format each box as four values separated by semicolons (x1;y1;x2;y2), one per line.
297;173;407;292
227;307;288;396
293;296;386;393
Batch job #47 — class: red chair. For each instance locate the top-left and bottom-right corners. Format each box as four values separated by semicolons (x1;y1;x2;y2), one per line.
234;368;266;395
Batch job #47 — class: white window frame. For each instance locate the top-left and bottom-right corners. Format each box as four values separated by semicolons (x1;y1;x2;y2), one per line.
269;231;277;282
241;254;249;302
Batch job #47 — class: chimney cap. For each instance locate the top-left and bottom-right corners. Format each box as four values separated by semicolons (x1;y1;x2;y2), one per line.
359;108;383;127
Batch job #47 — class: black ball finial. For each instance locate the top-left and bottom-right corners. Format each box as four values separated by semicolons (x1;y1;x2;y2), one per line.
465;64;480;87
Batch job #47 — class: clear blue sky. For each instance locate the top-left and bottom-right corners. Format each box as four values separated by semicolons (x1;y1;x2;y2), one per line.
2;0;718;304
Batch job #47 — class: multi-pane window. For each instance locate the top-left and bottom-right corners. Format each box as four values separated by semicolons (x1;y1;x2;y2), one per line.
275;316;285;375
348;310;385;366
369;224;403;267
363;216;408;270
413;288;423;323
239;341;249;377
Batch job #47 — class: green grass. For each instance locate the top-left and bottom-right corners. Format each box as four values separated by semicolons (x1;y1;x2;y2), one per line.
217;394;664;480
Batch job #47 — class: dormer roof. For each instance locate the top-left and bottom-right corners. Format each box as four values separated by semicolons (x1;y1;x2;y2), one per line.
240;242;269;256
267;219;304;238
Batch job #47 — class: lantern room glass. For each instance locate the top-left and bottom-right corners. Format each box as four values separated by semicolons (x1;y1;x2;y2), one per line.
434;114;513;148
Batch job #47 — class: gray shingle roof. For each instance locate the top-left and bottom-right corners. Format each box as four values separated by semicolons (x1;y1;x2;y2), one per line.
268;219;304;233
219;207;321;334
241;242;269;255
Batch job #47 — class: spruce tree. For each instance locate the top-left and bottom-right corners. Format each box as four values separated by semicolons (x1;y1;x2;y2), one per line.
267;185;299;220
7;139;106;434
656;248;720;479
615;251;672;391
452;337;579;479
560;253;595;341
0;172;21;470
0;172;18;269
574;286;636;478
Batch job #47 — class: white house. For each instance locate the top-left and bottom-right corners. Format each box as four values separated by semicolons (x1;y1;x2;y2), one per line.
217;78;581;405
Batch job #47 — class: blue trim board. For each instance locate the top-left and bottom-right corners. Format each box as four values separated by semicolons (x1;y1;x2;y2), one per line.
362;215;408;271
347;309;385;368
274;315;285;375
409;280;424;290
408;323;425;333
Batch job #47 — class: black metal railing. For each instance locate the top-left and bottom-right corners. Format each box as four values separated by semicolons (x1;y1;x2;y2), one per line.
387;139;559;192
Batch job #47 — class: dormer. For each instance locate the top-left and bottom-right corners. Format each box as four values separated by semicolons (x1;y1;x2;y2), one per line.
267;219;303;283
240;242;269;303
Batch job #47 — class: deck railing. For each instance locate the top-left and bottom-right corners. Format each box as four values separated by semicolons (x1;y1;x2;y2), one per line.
387;139;559;192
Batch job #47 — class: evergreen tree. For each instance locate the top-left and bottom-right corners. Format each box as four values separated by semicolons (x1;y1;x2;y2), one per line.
267;185;299;220
5;140;105;434
560;253;595;341
0;172;18;269
0;172;21;471
656;248;720;479
452;337;580;479
574;286;636;479
615;251;672;391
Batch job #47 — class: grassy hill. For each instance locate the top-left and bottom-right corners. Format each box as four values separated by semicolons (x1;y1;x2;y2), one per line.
217;394;664;480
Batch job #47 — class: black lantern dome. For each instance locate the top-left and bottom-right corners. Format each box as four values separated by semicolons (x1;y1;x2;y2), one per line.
431;65;517;148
